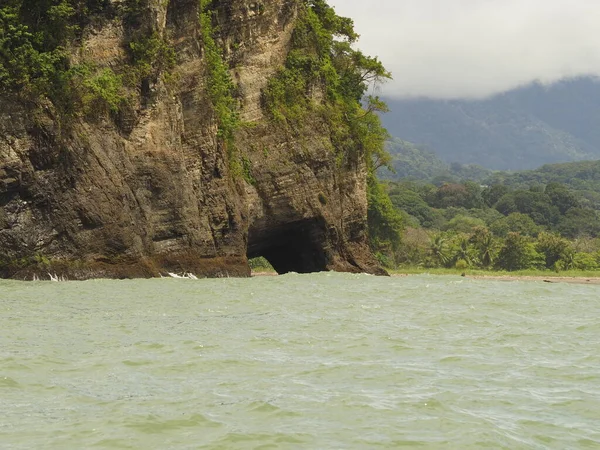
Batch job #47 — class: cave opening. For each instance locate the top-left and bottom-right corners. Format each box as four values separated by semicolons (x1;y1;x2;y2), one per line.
247;218;329;275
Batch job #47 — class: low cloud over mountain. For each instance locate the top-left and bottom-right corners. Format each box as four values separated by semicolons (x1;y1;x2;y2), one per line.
331;0;600;99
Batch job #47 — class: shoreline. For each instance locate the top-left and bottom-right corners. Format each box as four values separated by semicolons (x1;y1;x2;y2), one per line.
392;272;600;285
252;270;600;285
463;274;600;285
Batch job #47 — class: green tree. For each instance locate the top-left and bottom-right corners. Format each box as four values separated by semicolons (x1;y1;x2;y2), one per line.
490;212;541;237
444;215;486;234
428;234;451;267
451;235;475;267
470;227;498;268
557;208;600;238
535;232;573;269
495;190;559;227
431;183;478;209
496;233;543;271
482;184;510;207
572;252;599;271
367;174;403;259
395;227;430;266
388;184;437;228
545;182;579;214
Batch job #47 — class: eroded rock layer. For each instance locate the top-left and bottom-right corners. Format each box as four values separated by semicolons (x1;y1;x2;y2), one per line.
0;0;385;279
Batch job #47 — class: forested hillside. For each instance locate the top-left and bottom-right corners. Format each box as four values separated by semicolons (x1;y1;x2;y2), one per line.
373;155;600;272
381;77;600;170
380;138;492;183
384;177;600;272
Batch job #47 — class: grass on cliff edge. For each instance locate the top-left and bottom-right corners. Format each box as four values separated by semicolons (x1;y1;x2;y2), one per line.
390;266;600;278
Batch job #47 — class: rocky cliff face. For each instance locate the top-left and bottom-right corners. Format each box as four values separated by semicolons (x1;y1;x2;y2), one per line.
0;0;385;279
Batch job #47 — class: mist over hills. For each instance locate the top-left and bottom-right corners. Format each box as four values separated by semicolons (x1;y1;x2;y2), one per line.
381;77;600;170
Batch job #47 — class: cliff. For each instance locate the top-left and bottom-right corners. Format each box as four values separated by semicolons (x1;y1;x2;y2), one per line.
0;0;387;279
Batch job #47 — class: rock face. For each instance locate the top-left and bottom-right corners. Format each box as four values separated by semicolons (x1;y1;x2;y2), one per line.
0;0;385;279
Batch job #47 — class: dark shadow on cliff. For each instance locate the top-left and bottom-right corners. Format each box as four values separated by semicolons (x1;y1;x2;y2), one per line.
247;218;328;274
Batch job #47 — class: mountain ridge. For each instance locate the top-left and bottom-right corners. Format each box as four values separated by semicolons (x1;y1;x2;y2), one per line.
381;77;600;170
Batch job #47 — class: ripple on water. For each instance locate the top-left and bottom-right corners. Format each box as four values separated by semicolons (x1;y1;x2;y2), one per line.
1;274;600;448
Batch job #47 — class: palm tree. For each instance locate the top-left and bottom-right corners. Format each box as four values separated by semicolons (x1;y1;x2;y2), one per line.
559;249;576;271
470;227;496;268
430;234;451;267
477;232;496;268
454;235;473;267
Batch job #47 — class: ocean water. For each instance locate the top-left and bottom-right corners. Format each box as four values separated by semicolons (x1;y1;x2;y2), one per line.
1;273;599;449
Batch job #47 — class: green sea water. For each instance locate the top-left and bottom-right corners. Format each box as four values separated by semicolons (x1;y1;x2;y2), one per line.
1;273;599;449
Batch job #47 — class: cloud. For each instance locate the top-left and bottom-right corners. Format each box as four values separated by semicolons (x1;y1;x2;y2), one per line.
328;0;600;99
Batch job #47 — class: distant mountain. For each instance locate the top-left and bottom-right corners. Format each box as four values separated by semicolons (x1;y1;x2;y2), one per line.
381;138;447;180
381;77;600;170
486;160;600;187
380;138;492;182
485;160;600;203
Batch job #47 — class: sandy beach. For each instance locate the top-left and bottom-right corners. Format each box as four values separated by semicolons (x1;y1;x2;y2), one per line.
392;273;600;285
252;270;600;285
464;275;600;285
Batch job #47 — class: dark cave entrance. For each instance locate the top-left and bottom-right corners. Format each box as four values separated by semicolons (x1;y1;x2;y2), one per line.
247;218;329;275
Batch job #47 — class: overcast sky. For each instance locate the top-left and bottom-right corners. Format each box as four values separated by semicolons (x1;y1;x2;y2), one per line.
328;0;600;99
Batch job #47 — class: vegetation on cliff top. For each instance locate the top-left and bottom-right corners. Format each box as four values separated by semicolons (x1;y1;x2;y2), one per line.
263;0;391;165
0;0;176;119
261;0;403;256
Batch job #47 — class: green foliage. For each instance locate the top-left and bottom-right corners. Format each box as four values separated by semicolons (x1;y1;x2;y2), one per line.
455;259;468;270
496;233;544;272
431;182;484;209
380;137;492;183
81;67;128;115
199;0;239;144
557;208;600;238
0;1;114;96
380;139;447;180
388;183;441;228
428;234;451;268
367;174;403;257
122;0;148;26
444;215;486;234
490;212;540;237
262;0;391;169
535;232;573;270
0;4;69;95
228;152;255;185
386;177;600;271
571;252;599;271
394;227;429;266
128;31;176;82
452;235;475;267
470;227;497;268
248;256;274;271
486;160;600;199
0;0;175;124
482;184;510;207
495;189;560;227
